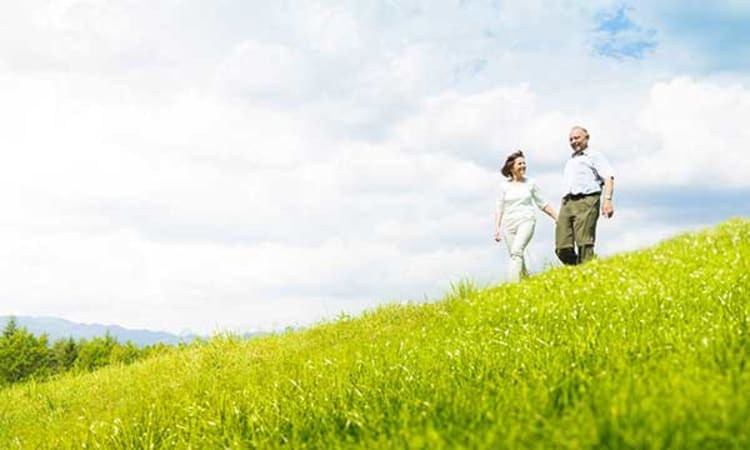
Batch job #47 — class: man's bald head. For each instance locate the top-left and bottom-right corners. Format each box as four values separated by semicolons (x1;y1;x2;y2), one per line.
570;126;589;137
569;126;590;153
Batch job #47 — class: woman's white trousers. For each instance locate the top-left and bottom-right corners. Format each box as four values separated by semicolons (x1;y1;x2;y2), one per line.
502;219;535;283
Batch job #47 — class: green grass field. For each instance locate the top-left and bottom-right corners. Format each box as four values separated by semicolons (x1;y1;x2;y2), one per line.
1;219;748;449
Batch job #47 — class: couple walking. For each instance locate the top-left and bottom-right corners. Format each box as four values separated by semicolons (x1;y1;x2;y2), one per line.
493;126;615;282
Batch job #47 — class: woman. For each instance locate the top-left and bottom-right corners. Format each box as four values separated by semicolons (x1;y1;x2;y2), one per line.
494;150;557;282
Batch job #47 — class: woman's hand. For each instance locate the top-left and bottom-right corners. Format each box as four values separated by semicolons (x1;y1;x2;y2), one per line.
494;229;502;242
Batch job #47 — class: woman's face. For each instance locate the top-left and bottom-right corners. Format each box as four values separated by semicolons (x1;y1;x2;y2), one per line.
511;157;526;179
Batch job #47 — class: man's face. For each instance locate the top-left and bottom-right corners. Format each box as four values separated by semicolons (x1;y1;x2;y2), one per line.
569;128;589;153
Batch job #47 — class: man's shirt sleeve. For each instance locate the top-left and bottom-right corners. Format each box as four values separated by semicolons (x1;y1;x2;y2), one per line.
591;152;615;180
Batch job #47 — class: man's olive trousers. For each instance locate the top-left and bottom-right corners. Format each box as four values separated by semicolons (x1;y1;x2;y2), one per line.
555;193;600;265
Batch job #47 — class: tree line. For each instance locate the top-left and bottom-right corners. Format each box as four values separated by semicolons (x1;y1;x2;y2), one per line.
0;317;176;387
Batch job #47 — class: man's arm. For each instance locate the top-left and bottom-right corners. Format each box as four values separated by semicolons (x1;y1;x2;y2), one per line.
602;177;614;218
591;151;614;219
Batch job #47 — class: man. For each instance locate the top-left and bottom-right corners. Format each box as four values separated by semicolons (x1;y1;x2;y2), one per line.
555;126;615;265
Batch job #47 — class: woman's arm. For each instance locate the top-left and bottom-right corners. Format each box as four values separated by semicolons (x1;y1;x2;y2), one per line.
542;204;557;223
494;184;505;242
494;206;503;242
530;180;555;222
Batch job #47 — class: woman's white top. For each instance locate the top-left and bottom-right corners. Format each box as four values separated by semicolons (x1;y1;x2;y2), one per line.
496;178;548;229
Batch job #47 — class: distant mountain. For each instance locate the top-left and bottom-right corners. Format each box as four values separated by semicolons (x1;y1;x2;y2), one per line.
0;316;200;347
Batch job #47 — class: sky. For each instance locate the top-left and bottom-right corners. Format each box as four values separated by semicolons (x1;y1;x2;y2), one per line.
1;0;748;335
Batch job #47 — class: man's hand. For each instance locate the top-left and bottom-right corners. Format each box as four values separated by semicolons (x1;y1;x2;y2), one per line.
602;200;614;218
494;230;502;242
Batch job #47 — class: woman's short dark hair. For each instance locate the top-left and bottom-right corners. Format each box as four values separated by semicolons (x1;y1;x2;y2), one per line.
501;150;524;179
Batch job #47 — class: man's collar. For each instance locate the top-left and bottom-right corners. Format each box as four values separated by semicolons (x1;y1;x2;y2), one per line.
571;148;588;158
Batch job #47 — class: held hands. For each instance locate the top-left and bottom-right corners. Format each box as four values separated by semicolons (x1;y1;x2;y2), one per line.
602;199;614;218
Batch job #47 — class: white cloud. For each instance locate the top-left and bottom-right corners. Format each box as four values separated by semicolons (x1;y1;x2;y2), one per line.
291;4;363;57
215;40;309;100
392;86;577;170
622;77;750;188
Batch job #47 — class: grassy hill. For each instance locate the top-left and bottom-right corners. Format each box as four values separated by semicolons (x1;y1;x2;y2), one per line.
1;219;748;449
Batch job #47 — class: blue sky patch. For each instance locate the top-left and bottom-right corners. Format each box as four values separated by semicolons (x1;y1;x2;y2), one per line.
620;187;750;223
594;5;657;60
652;4;750;71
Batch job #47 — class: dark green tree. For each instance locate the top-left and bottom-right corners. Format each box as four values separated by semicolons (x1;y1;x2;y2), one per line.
50;337;79;373
75;333;117;371
109;341;140;365
2;316;18;338
0;318;51;385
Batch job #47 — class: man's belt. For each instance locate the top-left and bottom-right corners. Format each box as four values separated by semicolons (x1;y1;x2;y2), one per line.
563;192;601;201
